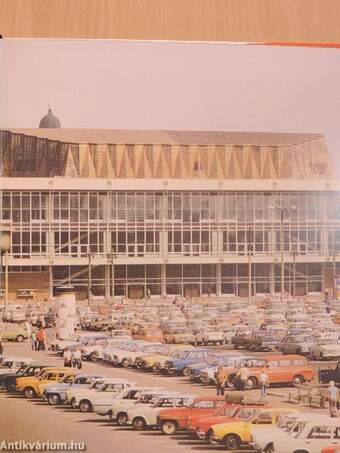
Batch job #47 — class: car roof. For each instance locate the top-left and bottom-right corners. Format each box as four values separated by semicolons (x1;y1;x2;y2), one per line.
101;378;134;383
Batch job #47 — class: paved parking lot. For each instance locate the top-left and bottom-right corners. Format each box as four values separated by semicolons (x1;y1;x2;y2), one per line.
0;339;331;453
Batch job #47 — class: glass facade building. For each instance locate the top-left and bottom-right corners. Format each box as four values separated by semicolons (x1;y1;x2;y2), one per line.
1;129;338;299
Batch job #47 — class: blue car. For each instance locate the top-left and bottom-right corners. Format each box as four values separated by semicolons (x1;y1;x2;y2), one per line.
43;373;104;405
184;352;243;381
162;349;211;375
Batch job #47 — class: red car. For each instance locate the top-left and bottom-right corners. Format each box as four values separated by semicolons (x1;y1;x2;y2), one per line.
156;396;225;435
192;404;265;443
322;447;340;453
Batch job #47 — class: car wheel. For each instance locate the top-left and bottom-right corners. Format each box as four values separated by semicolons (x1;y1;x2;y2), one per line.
121;358;129;368
133;417;146;431
24;387;36;399
224;433;241;450
48;394;61;405
16;335;24;342
292;375;305;387
79;399;92;413
89;351;99;362
70;397;77;408
245;377;257;390
264;443;274;453
161;420;178;435
116;412;128;426
206;429;215;445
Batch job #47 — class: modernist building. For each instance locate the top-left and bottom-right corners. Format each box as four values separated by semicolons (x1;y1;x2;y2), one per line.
1;115;339;300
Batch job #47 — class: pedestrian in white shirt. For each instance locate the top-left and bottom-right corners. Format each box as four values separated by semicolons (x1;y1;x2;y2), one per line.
63;348;72;367
72;348;82;369
236;364;250;390
259;368;269;397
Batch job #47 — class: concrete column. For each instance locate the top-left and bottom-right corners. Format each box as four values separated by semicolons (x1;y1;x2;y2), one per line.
55;286;76;340
161;231;168;257
161;263;166;298
269;262;275;296
49;263;53;299
212;231;219;254
216;263;222;296
104;264;110;299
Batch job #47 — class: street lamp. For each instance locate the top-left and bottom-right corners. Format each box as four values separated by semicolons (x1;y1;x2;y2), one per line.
0;226;12;319
268;205;296;302
107;252;116;301
291;244;298;298
247;227;253;305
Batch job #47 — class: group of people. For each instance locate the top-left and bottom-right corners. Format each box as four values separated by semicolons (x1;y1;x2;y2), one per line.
63;347;82;369
30;327;47;351
214;364;270;397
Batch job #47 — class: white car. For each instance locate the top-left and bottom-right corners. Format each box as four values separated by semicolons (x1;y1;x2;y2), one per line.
0;357;33;375
92;387;163;422
112;342;163;368
65;377;108;407
51;332;103;352
310;337;340;360
251;413;331;452
194;327;224;345
260;418;340;453
127;393;196;430
73;379;135;412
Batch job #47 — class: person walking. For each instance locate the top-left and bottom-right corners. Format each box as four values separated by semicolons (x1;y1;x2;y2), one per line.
63;348;72;367
259;368;269;397
36;328;46;351
72;347;82;369
236;363;250;391
328;380;338;417
0;340;3;356
214;367;226;396
30;330;37;351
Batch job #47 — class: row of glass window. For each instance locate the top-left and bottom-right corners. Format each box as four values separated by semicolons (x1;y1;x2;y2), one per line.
2;191;340;222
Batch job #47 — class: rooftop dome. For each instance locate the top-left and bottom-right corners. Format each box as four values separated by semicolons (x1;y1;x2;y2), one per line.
39;107;61;128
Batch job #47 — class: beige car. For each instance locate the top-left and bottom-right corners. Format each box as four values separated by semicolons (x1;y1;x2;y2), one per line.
164;328;195;344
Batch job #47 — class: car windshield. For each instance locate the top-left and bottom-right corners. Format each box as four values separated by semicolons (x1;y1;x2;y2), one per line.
0;361;13;369
236;407;259;420
90;381;104;389
216;406;239;417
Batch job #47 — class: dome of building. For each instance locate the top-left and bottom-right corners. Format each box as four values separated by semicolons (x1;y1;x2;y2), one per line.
39;107;61;128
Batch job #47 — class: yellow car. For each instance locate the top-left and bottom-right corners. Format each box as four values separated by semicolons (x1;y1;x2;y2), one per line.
210;407;298;450
141;345;194;372
16;367;73;399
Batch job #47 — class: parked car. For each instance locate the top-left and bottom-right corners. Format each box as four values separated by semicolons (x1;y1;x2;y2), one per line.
0;357;33;377
310;337;340;360
164;327;195;345
265;418;340;453
246;331;280;352
191;400;267;443
93;388;165;424
227;355;314;389
161;349;211;376
278;334;315;355
319;361;340;385
133;328;164;343
16;367;72;398
231;329;253;349
43;374;104;405
210;407;297;450
1;362;47;391
73;379;135;412
0;324;29;342
127;392;196;431
194;327;224;345
157;396;225;435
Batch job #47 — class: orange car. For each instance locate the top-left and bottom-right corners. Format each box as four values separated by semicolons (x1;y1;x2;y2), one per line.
133;328;164;343
226;354;315;389
156;396;225;435
322;446;340;453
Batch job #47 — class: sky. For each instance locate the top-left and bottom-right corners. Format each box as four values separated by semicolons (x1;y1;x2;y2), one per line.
0;38;339;174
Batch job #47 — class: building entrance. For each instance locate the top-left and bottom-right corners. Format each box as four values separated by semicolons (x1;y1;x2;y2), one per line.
128;285;145;299
184;284;200;298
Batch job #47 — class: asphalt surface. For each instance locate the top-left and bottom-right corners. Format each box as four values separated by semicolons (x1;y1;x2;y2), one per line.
0;339;331;453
